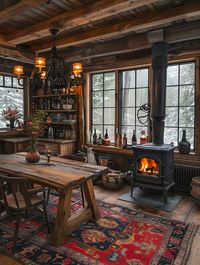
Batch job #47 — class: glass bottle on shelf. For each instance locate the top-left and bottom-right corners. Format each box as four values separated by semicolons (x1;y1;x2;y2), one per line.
48;126;54;140
71;129;76;140
132;130;137;145
47;98;51;110
93;129;97;144
115;128;118;146
97;134;103;145
104;129;109;139
119;134;122;147
140;130;147;144
123;133;127;148
178;130;190;154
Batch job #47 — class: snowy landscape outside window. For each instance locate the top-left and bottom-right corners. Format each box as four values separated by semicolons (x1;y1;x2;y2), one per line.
0;75;24;129
121;68;149;144
164;62;195;149
91;72;115;142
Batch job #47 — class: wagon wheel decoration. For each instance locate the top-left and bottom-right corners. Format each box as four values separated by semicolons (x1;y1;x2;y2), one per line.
137;103;151;126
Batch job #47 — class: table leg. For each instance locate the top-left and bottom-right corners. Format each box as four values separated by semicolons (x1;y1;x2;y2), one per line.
83;179;100;219
51;179;100;246
51;187;73;246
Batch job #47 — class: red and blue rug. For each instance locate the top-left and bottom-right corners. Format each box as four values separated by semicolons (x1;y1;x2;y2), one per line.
0;193;196;265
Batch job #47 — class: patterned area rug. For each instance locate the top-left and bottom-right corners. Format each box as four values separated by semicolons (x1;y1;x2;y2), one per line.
0;193;196;265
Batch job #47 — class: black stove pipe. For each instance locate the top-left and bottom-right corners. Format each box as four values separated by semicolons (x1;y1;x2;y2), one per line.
151;41;168;145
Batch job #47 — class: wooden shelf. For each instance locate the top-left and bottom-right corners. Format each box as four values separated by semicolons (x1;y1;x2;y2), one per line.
43;121;77;125
36;109;77;113
30;87;81;154
38;138;76;144
32;93;77;98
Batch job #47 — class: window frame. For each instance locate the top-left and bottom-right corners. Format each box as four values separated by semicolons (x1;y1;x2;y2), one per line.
90;71;116;142
165;61;196;150
0;74;24;129
119;67;149;142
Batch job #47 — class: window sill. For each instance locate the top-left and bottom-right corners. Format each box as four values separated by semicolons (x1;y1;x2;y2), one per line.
88;144;200;162
87;144;133;156
0;129;22;139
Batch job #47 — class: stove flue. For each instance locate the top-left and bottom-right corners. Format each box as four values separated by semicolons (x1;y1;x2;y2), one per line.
132;41;175;203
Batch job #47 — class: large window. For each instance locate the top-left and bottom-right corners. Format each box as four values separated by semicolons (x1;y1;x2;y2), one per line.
90;61;195;149
164;62;195;148
0;75;24;128
91;72;115;142
120;68;149;143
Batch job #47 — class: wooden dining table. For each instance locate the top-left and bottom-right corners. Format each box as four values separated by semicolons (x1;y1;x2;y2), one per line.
0;153;108;246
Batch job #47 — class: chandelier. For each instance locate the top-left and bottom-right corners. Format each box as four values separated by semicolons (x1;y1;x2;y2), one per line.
13;28;83;92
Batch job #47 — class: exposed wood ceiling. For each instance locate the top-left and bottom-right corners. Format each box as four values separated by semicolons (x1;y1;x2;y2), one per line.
0;0;199;69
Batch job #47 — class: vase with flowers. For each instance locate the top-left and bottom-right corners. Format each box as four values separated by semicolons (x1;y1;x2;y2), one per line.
22;111;46;163
1;107;21;129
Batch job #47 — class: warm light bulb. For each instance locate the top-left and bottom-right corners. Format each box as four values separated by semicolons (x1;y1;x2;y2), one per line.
40;70;47;80
72;63;83;77
13;65;24;79
35;57;46;73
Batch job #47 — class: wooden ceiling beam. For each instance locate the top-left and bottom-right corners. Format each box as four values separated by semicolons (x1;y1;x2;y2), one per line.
0;0;48;24
0;46;34;64
7;0;158;45
36;1;200;52
59;21;200;62
0;34;6;44
60;34;149;62
83;40;200;72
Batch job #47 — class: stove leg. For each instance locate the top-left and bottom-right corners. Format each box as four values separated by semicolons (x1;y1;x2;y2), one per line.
163;190;168;203
171;186;175;196
131;182;134;197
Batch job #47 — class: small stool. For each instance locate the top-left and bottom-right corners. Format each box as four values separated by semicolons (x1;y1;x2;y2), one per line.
191;177;200;199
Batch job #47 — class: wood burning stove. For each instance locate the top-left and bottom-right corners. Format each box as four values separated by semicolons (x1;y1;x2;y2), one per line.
132;143;175;202
131;42;175;203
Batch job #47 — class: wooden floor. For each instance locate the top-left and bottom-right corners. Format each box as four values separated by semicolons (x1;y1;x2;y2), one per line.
0;184;200;265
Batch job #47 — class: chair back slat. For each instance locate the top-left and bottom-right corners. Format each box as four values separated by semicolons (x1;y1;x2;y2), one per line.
0;173;32;209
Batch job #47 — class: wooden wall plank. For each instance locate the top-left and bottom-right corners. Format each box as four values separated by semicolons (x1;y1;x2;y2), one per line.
0;0;48;24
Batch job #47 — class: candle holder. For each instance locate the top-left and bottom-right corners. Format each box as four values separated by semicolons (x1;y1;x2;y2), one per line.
45;145;53;163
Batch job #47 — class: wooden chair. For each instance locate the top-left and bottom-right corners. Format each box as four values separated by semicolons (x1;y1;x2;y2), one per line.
0;173;50;250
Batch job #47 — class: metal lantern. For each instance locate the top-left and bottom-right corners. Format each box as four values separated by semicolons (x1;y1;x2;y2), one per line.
72;63;83;77
34;57;46;72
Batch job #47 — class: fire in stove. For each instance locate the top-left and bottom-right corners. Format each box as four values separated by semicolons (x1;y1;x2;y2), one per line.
137;157;159;176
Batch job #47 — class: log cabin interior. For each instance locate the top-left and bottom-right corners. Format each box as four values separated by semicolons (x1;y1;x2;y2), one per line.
0;0;200;264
